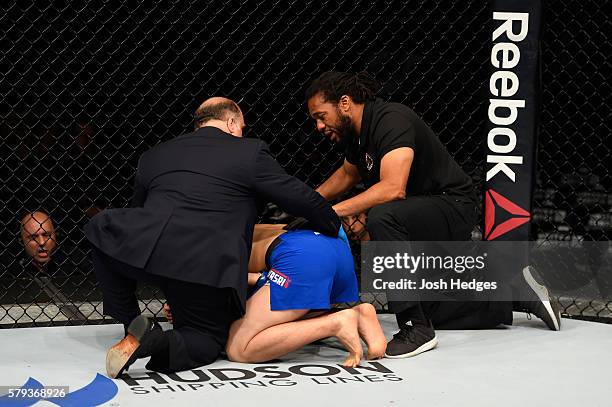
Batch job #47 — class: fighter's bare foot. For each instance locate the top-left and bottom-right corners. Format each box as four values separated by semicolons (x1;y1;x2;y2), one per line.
332;308;363;367
355;303;387;359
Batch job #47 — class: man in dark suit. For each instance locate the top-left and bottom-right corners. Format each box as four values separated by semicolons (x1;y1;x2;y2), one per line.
86;97;340;377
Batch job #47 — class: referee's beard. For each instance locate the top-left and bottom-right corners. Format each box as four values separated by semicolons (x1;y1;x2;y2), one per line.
333;111;356;151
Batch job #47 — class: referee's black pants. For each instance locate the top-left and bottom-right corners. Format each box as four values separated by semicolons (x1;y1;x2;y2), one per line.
91;247;240;372
366;194;513;329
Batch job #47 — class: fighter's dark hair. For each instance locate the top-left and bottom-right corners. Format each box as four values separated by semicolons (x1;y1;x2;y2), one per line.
193;99;241;129
305;71;380;104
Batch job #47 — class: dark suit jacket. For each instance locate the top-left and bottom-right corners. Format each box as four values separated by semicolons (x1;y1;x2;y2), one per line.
85;127;339;310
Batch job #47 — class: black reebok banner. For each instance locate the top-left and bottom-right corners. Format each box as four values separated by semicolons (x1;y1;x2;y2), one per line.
483;0;542;242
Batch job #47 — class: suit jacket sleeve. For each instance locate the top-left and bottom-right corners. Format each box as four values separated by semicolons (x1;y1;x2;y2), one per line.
131;157;147;207
252;141;340;237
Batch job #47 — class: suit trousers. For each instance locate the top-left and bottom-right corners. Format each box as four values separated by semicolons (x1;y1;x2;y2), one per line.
91;247;240;372
366;195;513;329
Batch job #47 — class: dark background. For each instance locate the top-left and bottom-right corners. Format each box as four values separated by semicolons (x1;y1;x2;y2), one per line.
1;1;610;325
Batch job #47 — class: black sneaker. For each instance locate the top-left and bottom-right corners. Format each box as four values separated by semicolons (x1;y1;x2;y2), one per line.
514;266;562;331
106;315;166;378
384;319;438;358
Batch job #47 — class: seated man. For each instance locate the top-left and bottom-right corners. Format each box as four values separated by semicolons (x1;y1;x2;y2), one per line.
165;224;386;367
342;213;561;332
20;211;57;272
7;210;87;319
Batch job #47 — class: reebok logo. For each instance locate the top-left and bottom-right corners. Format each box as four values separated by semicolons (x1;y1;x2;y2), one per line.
486;12;529;182
485;189;530;240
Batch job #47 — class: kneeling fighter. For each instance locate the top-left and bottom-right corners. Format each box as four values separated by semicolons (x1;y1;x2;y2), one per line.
166;224;386;367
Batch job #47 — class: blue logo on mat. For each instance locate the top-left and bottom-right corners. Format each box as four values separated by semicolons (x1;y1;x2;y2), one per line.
0;374;118;406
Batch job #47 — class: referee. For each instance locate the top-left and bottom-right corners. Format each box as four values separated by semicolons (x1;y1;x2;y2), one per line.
305;71;507;358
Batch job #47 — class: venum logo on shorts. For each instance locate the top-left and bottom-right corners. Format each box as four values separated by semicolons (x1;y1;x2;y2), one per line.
365;153;374;171
269;268;291;288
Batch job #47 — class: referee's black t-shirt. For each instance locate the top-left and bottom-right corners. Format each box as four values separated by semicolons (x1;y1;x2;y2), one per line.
345;98;475;200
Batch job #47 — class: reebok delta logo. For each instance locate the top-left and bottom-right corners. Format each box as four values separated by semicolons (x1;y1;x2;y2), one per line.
484;189;530;240
268;269;291;288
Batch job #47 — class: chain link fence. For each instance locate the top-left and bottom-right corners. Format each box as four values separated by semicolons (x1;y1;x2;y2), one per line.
532;1;611;321
1;1;609;327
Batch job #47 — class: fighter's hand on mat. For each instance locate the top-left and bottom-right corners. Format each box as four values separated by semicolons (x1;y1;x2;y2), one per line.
163;303;173;324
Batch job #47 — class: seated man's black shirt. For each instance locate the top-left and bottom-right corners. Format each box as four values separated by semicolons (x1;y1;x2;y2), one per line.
345;98;475;201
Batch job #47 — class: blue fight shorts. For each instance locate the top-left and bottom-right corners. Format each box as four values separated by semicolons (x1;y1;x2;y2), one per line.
252;229;358;311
